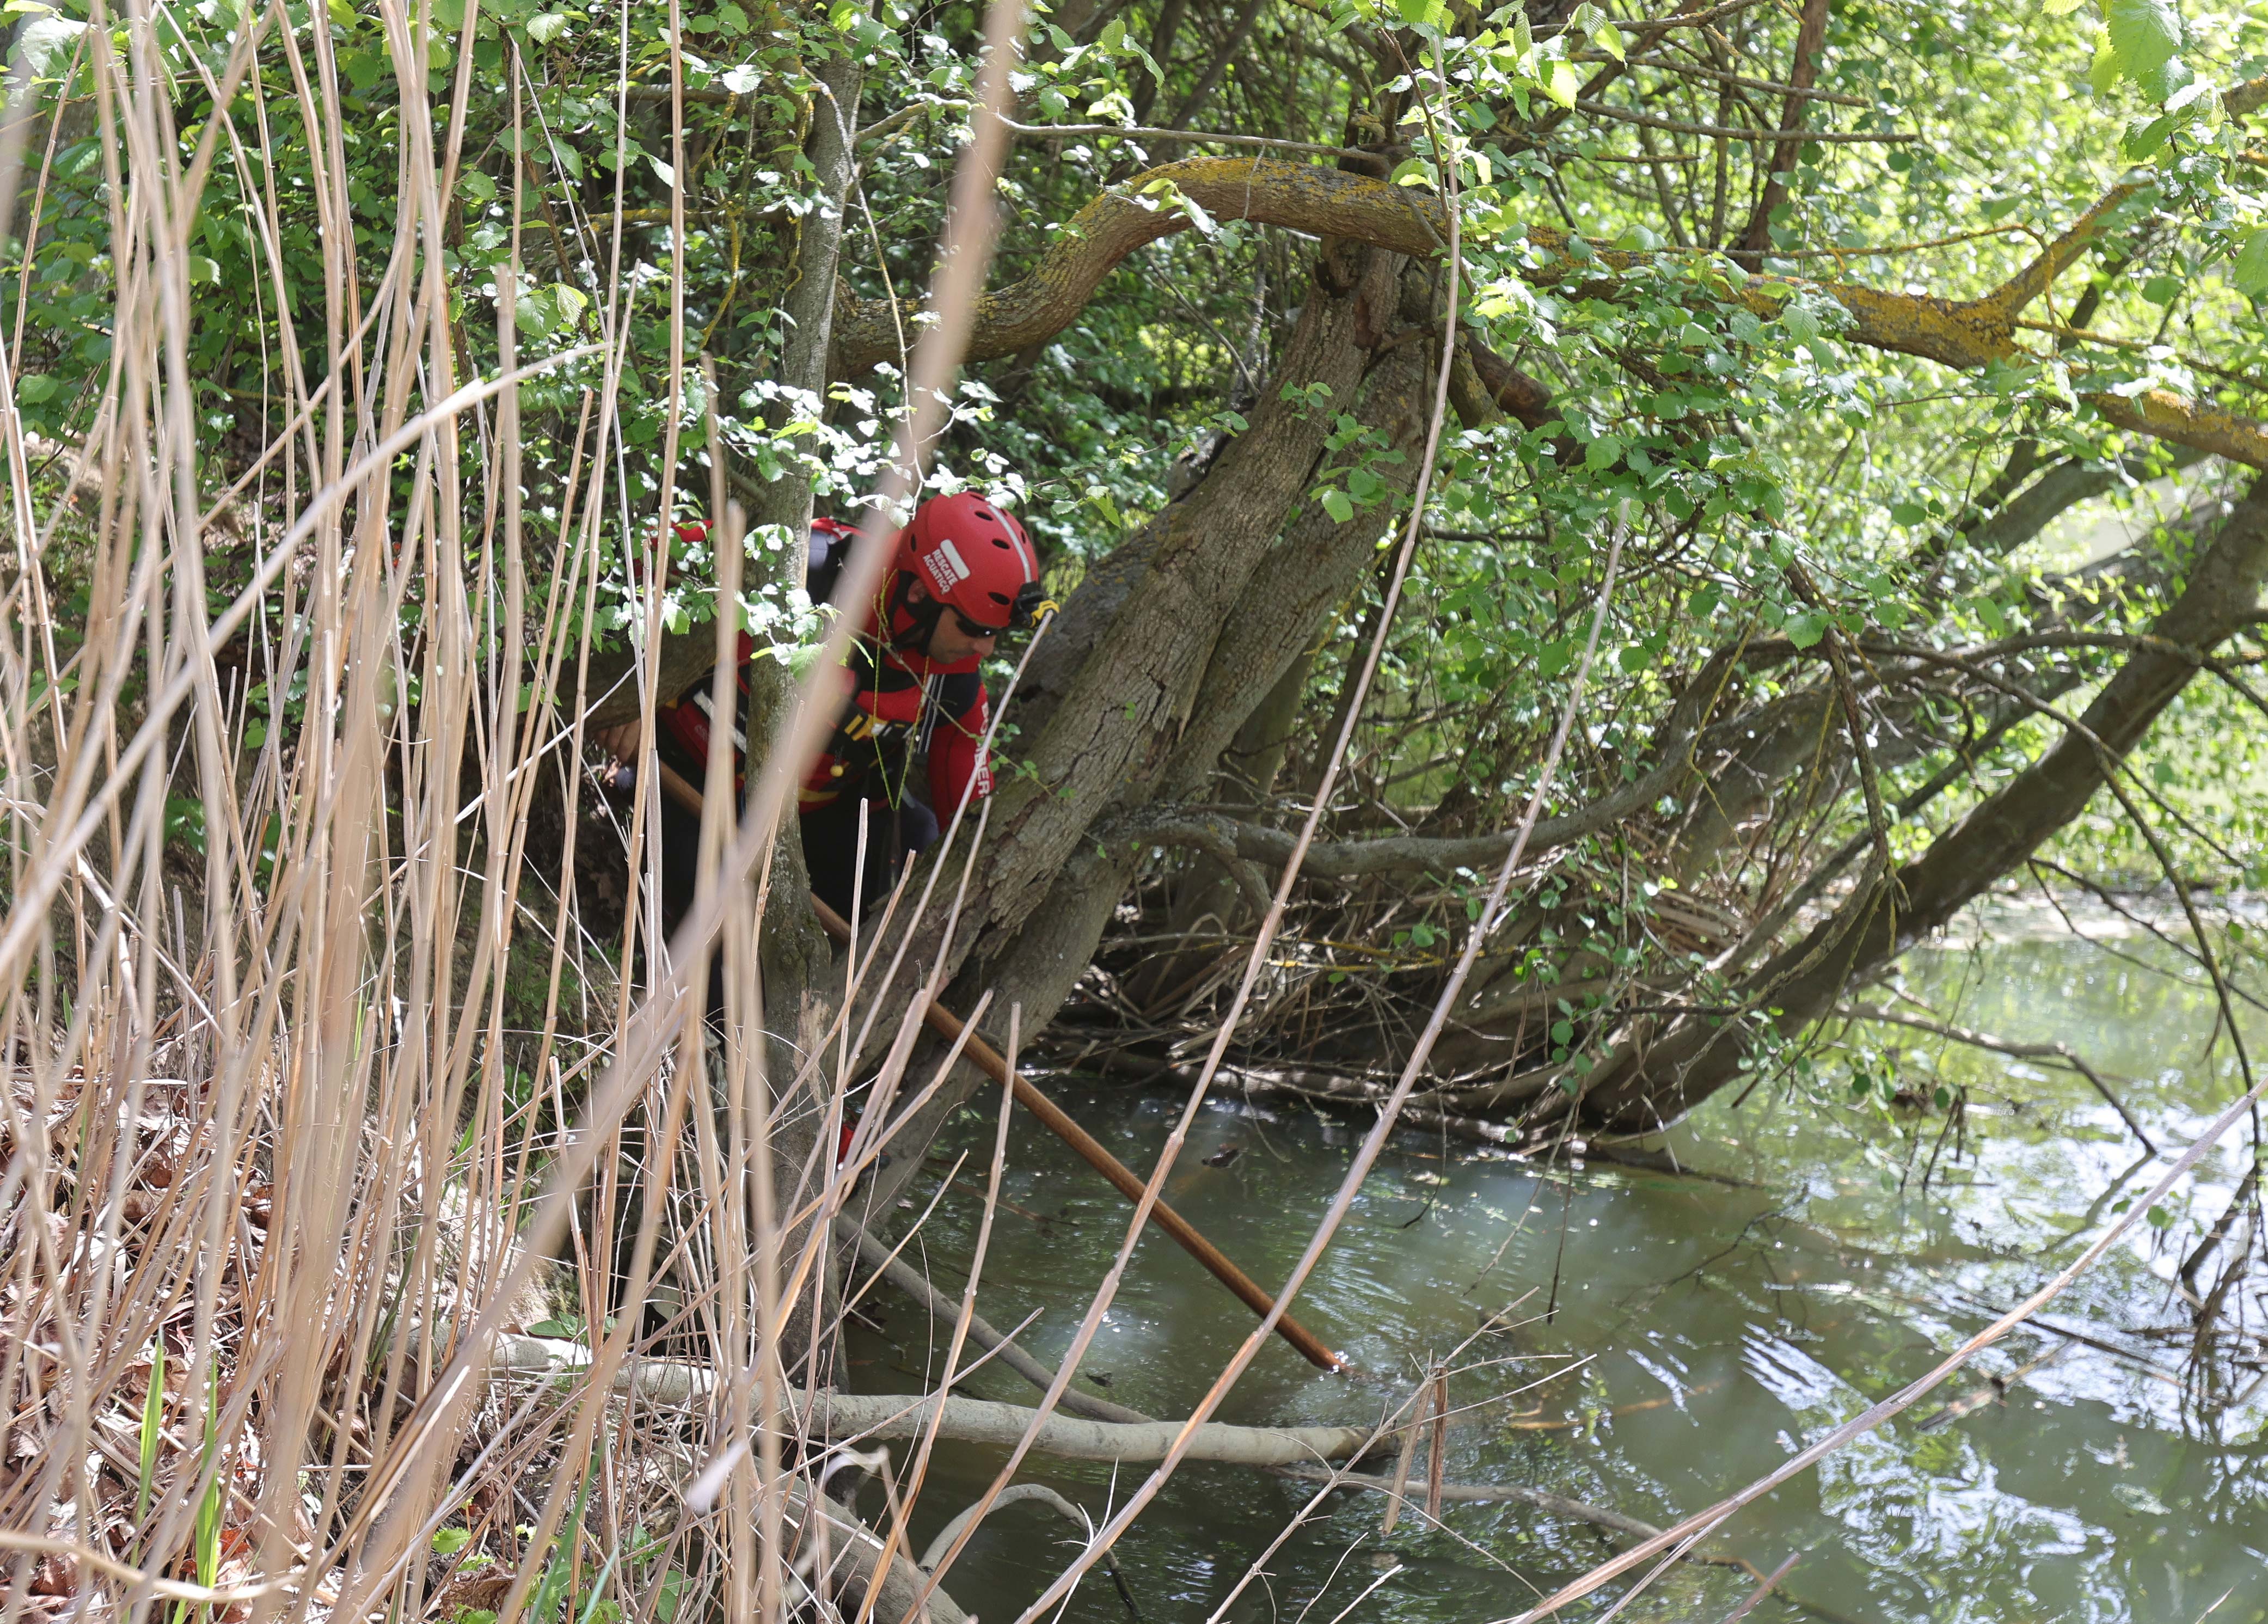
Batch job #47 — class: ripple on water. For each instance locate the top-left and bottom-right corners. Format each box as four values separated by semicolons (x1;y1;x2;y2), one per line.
858;928;2268;1623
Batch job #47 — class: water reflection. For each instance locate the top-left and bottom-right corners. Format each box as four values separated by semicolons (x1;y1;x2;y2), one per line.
853;923;2268;1622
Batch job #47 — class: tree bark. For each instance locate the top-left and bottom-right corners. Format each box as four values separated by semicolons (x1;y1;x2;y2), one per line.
855;249;1423;1215
910;244;1402;978
1731;0;1831;265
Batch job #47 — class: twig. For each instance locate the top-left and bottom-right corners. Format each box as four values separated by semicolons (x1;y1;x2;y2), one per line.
1576;53;1871;106
1913;1336;2072;1432
1570;100;1915;141
999;118;1374;161
1835;1003;2156;1155
1719;1552;1802;1622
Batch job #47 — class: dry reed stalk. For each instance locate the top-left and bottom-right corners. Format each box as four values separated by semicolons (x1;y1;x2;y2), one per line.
0;1;1027;1619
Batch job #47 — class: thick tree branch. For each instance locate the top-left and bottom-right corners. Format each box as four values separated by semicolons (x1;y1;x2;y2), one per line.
830;157;2265;465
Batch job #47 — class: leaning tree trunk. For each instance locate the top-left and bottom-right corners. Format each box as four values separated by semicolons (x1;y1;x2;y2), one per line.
1556;476;2268;1135
854;243;1442;1214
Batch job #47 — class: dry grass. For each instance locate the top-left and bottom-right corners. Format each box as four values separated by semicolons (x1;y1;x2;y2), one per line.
0;7;1157;1624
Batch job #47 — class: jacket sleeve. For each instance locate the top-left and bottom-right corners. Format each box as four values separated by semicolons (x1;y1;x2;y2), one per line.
927;682;992;817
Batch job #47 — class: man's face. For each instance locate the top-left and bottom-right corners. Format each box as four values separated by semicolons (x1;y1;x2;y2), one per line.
906;579;1004;664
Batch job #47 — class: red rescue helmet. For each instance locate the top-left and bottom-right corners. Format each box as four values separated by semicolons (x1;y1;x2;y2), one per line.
894;492;1044;631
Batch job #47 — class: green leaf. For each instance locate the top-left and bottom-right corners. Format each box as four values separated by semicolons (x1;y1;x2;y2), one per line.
2132;50;2191;103
524;10;568;41
15;14;84;77
2089;30;2122;95
1584;433;1622;471
1568;3;1626;57
136;1344;164;1523
433;1528;472;1556
2106;0;2182;91
1785;610;1828;649
2233;229;2268;298
2122;113;2173;158
2042;0;2087;13
2140;272;2183;304
1540;59;1582;108
1319;487;1354;523
514;286;556;338
1890;500;1926;525
17;372;57;403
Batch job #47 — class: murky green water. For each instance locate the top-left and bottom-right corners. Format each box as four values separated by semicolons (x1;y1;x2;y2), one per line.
848;915;2268;1622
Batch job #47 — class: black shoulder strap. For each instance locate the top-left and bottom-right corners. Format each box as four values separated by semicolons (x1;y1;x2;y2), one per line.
805;523;847;606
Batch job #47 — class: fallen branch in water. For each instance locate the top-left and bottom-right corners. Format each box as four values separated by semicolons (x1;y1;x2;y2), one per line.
787;1475;976;1624
794;1392;1375;1464
1196;1065;1756;1184
486;1339;1371;1463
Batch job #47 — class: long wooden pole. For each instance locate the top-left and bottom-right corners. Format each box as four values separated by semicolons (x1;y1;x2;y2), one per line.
645;757;1345;1371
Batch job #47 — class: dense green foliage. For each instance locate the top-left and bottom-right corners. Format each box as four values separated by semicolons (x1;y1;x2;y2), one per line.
13;0;2268;1071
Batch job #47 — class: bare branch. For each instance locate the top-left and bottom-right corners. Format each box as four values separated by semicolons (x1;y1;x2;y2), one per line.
1836;1003;2155;1153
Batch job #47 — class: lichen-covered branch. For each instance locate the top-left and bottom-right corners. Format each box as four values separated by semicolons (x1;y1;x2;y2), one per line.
831;156;2266;465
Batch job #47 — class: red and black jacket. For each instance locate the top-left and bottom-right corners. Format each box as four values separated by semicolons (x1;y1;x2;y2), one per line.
655;519;993;819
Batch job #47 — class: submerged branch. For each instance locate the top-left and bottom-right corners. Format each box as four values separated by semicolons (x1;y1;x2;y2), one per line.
1836;1002;2156;1153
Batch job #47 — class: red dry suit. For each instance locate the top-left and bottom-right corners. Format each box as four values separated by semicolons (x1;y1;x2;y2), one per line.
653;517;994;829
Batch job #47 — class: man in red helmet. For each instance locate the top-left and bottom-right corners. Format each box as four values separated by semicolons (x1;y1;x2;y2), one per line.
651;491;1046;926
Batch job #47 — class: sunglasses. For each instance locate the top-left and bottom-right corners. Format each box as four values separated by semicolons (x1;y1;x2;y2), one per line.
951;610;1009;640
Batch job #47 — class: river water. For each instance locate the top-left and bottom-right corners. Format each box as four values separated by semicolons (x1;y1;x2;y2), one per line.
849;917;2268;1622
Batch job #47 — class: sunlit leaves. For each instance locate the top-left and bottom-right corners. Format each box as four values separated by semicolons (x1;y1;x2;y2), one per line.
1569;2;1626;62
2097;0;2192;102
